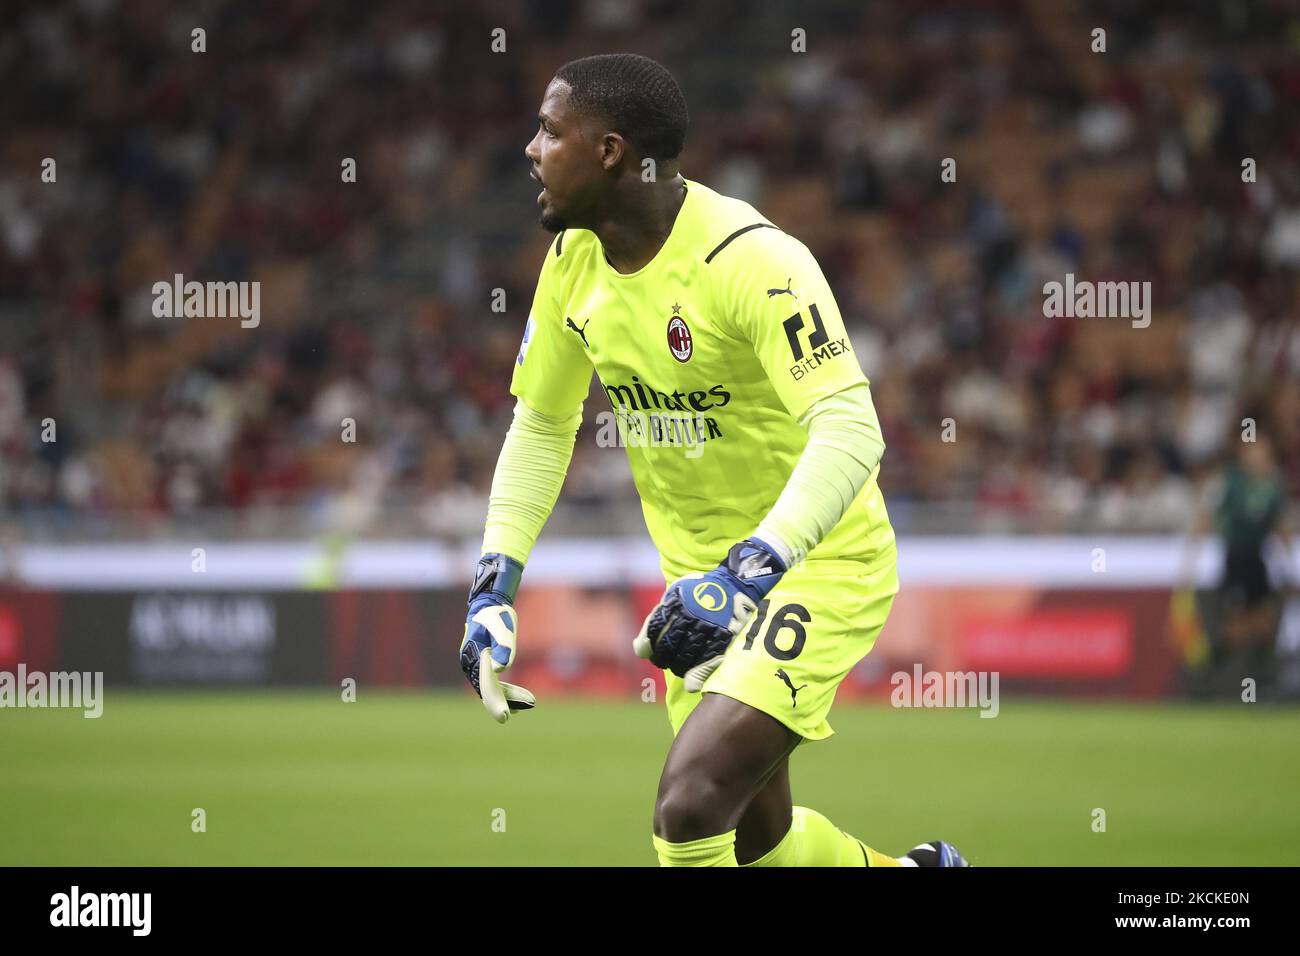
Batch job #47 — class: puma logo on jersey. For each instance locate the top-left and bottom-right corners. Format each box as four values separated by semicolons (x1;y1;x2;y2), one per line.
566;316;591;347
767;278;797;300
775;668;808;706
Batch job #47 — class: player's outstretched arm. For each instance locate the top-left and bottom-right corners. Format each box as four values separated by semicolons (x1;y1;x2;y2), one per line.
462;226;591;722
460;398;581;722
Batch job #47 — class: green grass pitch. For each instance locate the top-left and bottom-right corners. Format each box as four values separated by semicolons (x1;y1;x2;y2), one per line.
2;691;1297;865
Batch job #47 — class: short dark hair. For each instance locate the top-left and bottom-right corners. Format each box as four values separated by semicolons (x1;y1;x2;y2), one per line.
554;54;689;161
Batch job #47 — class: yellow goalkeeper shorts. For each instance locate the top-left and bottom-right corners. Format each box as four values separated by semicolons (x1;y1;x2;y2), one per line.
663;543;899;742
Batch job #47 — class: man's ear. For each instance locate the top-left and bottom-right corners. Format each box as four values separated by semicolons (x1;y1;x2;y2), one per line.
600;132;629;171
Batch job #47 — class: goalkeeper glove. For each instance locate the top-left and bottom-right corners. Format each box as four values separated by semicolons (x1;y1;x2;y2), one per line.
459;552;535;723
633;537;787;692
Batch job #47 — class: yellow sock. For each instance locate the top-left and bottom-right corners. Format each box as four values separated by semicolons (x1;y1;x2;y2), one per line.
740;806;904;867
652;828;739;866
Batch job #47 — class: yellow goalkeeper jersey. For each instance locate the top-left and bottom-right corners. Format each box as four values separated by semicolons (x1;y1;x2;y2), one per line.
510;177;894;577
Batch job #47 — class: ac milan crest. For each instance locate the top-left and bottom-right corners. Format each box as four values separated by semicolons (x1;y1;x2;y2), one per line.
667;314;693;362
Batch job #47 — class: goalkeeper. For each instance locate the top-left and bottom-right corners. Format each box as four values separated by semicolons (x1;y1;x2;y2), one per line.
460;53;969;868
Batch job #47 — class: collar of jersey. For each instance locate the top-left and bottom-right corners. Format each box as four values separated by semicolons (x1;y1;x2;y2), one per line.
599;177;694;280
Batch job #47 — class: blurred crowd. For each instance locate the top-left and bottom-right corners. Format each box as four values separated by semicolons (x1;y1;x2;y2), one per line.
1;0;1298;539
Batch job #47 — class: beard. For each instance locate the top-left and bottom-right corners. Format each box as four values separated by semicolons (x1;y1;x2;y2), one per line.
539;207;568;233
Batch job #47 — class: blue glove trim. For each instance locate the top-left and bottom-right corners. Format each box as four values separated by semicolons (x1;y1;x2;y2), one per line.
468;552;524;605
725;537;788;601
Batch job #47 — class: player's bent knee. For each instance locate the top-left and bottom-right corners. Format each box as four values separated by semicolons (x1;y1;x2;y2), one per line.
653;774;741;842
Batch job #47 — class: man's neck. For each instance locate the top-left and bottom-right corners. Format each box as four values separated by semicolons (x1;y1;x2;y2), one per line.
592;174;687;274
